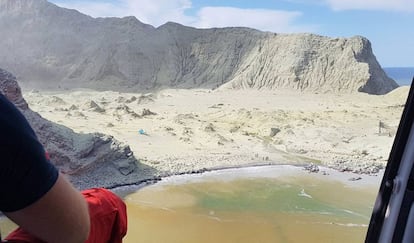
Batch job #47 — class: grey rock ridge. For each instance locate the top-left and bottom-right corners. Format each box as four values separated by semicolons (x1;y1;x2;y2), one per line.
0;0;398;94
0;68;154;189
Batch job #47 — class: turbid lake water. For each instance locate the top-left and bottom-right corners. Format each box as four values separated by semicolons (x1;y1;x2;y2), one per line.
122;166;380;243
0;166;380;242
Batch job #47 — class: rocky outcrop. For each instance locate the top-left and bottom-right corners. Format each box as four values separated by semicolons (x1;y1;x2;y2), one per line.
221;34;397;94
0;0;398;94
0;68;153;189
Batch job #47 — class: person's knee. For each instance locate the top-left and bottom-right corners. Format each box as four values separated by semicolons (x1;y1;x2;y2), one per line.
82;188;127;243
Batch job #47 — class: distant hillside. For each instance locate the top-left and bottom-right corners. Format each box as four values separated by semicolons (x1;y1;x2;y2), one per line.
0;0;398;94
384;67;414;86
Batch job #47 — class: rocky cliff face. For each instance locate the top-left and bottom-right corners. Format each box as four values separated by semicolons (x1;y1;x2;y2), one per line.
0;0;398;94
0;68;150;189
221;34;396;94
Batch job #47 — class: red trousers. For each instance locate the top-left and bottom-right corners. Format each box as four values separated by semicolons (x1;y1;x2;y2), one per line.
5;188;128;243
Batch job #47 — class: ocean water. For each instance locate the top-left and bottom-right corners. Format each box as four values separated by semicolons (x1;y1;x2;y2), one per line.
384;67;414;86
123;167;378;243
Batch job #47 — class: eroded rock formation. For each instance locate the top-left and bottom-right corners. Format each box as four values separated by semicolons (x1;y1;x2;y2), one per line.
0;0;398;94
0;68;149;189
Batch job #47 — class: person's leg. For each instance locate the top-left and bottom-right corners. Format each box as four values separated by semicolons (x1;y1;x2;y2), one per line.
83;188;128;243
5;188;127;243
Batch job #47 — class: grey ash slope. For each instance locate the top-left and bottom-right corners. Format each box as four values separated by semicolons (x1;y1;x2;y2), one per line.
0;0;398;94
0;68;156;189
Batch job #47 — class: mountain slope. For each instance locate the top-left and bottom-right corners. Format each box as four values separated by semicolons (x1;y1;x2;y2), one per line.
0;0;398;94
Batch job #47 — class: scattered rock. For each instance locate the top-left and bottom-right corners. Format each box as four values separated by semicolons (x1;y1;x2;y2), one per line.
137;94;155;104
83;100;105;113
205;123;216;132
142;108;157;116
115;96;126;103
269;127;281;137
183;127;193;135
209;103;224;109
69;104;79;110
217;135;231;145
229;125;241;133
46;96;66;106
304;163;319;173
125;96;137;103
113;104;140;118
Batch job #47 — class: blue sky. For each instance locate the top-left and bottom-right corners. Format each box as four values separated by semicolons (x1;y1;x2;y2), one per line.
49;0;414;67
